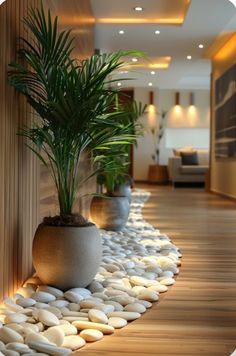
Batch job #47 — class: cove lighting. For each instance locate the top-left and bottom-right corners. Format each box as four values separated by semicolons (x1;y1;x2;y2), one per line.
119;30;125;35
148;82;153;87
187;55;192;60
228;0;236;7
132;58;138;62
199;44;204;49
134;6;144;11
150;71;156;75
155;30;160;35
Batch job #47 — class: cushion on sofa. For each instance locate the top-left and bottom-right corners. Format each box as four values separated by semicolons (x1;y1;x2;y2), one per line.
180;165;209;175
180;151;199;165
173;146;194;156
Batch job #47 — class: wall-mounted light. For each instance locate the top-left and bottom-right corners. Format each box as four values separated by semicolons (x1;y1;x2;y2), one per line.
175;92;180;106
149;91;154;105
190;92;195;106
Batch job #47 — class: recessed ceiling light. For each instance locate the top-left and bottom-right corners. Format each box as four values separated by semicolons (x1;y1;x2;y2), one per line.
198;44;204;49
117;82;122;87
155;30;160;35
119;30;125;35
134;6;143;11
150;71;156;75
132;58;138;62
148;82;153;87
187;55;192;60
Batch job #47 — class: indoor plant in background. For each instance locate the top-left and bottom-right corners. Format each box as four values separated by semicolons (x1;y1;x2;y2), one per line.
148;110;169;184
8;3;141;289
90;99;146;231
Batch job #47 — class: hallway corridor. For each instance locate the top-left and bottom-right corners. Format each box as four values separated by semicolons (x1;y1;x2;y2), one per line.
78;186;236;356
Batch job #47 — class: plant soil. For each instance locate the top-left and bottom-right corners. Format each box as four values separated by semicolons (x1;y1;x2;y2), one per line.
43;214;93;227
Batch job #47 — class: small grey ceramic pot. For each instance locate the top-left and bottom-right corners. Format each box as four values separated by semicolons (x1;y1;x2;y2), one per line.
32;224;102;290
113;184;132;203
90;195;130;231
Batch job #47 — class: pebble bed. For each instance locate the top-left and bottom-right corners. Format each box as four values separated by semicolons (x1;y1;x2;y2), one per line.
0;190;182;355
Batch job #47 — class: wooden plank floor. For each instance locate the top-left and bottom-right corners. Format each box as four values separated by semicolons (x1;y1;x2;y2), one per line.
76;185;236;356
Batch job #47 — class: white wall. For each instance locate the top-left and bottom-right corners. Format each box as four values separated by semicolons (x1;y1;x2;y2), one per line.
133;88;210;181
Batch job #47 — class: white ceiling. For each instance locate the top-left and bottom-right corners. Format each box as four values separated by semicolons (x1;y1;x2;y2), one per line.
91;0;236;90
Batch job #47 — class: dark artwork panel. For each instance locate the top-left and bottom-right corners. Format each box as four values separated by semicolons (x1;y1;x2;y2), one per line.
215;64;236;158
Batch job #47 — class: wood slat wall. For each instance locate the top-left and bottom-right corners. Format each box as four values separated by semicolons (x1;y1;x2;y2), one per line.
0;0;95;301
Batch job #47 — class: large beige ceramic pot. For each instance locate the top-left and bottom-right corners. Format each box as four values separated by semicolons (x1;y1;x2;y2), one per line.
90;196;129;231
33;224;101;290
113;184;132;203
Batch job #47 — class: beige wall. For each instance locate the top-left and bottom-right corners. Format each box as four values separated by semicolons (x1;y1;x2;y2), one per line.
133;88;210;181
210;33;236;198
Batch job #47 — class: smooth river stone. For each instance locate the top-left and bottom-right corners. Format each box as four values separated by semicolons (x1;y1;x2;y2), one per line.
3;299;23;313
104;301;123;311
37;286;63;299
15;288;33;299
45;307;62;319
138;290;159;302
62;336;85;351
93;304;114;315
63;292;83;304
62;317;88;323
137;300;152;308
49;301;69;309
0;327;24;344
1;350;19;356
16;298;36;308
31;292;56;303
37;310;60;327
68;303;80;312
107;311;140;321
21;323;39;333
159;278;175;286
4;314;28;325
79;300;101;309
0;341;5;351
25;332;53;345
5;324;24;335
92;293;109;301
104;264;120;273
147;285;168;293
88;309;108;324
57;324;77;336
68;288;91;298
88;281;104;293
108;317;127;329
124;303;146;314
80;329;103;342
130;276;149;287
43;327;64;347
27;342;71;356
108;296;135;306
6;342;31;353
61;308;86;318
72;321;114;335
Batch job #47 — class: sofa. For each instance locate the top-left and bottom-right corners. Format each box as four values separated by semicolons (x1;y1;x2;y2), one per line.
168;148;209;185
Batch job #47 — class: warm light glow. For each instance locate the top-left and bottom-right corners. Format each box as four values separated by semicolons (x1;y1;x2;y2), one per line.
96;18;185;25
187;55;192;60
132;58;138;62
228;0;236;7
214;33;236;61
155;30;160;35
120;71;128;74
148;82;153;87
148;104;157;128
134;6;144;11
119;30;125;35
187;106;198;127
117;82;122;87
151;71;156;75
199;44;204;49
0;0;6;4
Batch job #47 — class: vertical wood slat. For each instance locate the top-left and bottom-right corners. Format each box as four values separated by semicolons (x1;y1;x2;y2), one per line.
0;0;40;301
0;0;94;302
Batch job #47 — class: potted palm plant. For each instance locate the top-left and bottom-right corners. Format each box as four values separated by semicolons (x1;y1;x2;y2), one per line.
148;110;169;184
8;3;141;290
90;100;146;231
